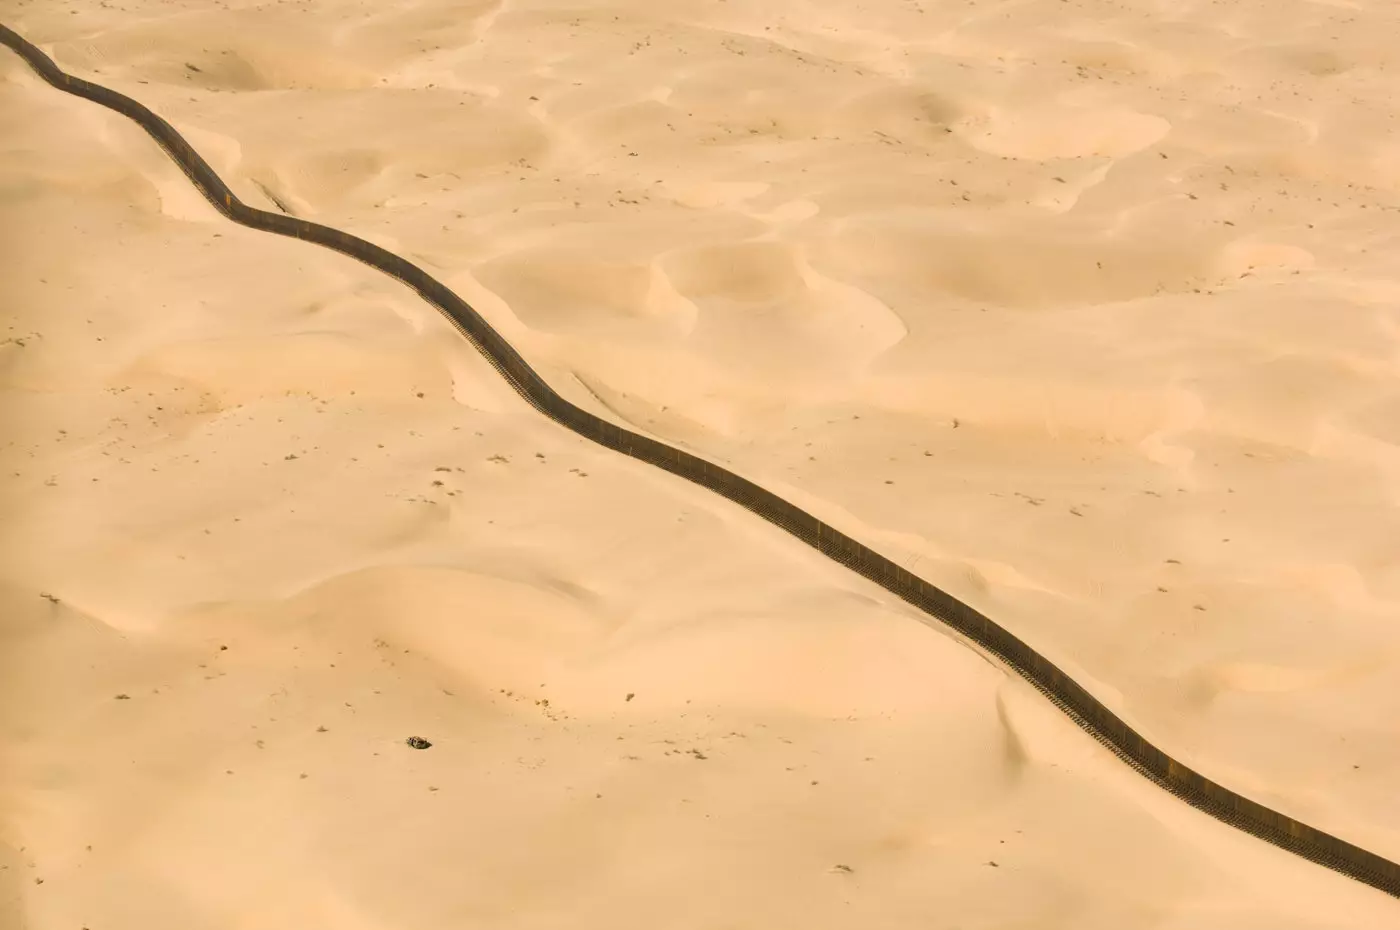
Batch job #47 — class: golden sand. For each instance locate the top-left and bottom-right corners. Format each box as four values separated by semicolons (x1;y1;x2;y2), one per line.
3;2;1400;926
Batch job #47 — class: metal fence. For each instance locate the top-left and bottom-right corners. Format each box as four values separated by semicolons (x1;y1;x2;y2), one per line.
4;21;1397;900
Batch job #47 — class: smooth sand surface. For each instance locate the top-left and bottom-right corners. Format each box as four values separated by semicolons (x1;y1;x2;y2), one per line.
4;1;1400;927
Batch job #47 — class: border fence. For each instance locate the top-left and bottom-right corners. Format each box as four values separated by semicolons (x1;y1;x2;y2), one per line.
4;21;1397;901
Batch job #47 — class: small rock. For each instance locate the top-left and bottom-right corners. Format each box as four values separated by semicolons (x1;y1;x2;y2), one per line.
405;736;433;750
114;694;131;700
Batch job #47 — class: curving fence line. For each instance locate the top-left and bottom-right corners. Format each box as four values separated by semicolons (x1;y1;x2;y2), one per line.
4;22;1399;901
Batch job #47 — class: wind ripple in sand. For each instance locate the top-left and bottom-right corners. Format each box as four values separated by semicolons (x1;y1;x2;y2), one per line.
659;240;907;374
54;20;379;91
957;106;1171;161
820;216;1216;309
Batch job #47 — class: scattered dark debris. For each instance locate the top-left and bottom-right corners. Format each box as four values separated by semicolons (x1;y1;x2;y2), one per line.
406;736;433;750
487;454;509;464
284;454;298;461
690;749;708;760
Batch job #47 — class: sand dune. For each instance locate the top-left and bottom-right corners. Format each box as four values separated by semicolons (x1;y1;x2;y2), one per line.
4;0;1400;927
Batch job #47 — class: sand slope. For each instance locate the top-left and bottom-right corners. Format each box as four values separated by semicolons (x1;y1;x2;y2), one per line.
4;1;1400;927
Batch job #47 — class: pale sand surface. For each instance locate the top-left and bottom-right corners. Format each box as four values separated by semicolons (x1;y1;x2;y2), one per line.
3;1;1400;927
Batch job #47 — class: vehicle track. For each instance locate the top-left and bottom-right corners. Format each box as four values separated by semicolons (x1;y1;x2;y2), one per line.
4;22;1398;902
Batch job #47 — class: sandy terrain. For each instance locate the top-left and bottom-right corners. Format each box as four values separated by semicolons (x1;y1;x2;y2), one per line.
3;1;1400;927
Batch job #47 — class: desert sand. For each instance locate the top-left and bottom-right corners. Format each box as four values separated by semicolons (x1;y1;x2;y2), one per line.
3;0;1400;927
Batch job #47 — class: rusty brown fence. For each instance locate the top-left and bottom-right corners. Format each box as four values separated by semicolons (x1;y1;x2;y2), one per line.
4;22;1398;901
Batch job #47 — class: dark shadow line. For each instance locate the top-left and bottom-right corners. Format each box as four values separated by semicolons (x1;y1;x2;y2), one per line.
3;22;1397;901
